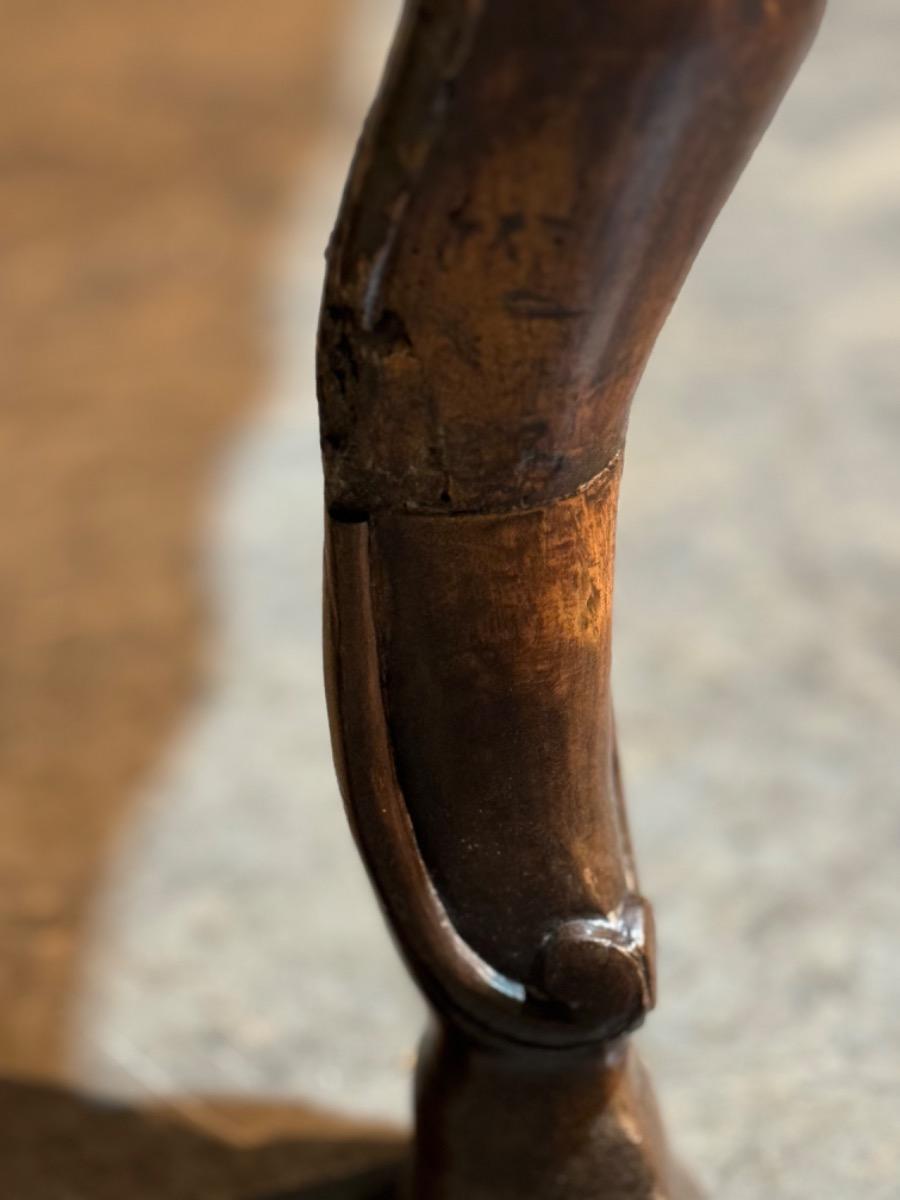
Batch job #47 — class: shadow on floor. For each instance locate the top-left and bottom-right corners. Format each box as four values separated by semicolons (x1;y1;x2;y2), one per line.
0;7;407;1198
0;1078;404;1200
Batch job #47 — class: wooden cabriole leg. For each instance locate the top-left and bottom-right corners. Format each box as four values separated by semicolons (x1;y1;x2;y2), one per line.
317;3;824;1197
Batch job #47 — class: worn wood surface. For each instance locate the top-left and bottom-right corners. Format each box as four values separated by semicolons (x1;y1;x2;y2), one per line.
319;1;824;1196
320;0;825;516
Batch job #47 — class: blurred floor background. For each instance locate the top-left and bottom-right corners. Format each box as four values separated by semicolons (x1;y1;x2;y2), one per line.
0;2;897;1198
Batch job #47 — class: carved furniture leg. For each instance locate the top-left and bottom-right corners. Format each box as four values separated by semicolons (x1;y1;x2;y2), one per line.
317;3;824;1197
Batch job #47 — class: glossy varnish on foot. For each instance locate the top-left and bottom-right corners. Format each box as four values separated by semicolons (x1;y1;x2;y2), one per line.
317;3;824;1197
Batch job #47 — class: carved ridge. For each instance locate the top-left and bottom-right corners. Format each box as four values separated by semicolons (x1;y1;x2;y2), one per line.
324;513;654;1050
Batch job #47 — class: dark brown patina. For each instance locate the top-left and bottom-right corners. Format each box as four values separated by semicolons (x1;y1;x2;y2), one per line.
318;2;824;1195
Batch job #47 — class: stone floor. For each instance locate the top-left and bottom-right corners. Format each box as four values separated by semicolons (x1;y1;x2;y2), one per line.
1;2;898;1198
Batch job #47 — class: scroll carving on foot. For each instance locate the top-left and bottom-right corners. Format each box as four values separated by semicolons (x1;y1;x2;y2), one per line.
317;2;824;1196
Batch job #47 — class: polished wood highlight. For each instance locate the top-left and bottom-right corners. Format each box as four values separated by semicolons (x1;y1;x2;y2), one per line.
318;2;824;1196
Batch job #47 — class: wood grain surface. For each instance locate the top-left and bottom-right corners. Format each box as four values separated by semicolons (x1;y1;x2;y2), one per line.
0;3;407;1195
319;2;825;1196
